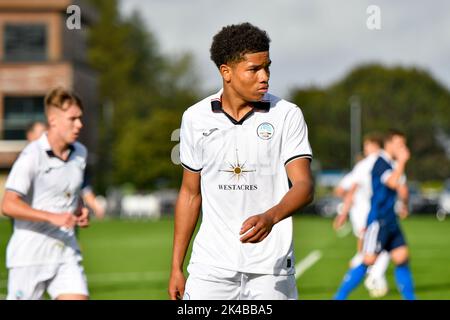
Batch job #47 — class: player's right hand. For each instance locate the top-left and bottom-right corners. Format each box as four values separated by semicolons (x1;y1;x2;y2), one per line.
396;146;410;163
48;212;77;229
77;207;90;228
168;269;186;300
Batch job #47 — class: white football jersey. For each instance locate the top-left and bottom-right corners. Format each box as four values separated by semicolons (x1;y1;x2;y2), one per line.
5;133;86;268
347;153;380;229
338;171;355;191
180;89;312;275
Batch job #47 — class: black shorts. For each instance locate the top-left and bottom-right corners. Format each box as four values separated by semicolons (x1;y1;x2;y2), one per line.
362;221;406;254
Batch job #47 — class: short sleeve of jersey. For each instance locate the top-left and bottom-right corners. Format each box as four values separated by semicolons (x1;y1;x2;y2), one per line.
338;171;355;190
5;148;37;197
281;106;313;165
349;160;368;186
179;111;202;172
381;170;406;185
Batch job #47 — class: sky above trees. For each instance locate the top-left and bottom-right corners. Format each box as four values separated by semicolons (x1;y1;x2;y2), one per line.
120;0;450;97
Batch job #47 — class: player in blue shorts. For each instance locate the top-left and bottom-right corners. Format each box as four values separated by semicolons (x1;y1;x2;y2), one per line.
334;129;416;300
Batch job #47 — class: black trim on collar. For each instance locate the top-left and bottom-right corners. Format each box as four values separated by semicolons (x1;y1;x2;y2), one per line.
211;99;271;125
46;144;75;162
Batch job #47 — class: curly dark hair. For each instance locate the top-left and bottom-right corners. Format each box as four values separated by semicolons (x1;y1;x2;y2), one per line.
210;22;271;68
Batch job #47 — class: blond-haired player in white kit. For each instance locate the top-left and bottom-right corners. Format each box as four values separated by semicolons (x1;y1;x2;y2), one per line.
1;87;90;300
25;121;105;220
168;22;314;300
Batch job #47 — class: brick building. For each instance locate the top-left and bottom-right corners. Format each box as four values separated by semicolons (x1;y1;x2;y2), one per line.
0;0;98;193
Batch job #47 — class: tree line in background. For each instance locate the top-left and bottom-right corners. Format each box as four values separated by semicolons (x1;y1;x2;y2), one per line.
86;0;450;193
86;0;199;193
291;64;450;182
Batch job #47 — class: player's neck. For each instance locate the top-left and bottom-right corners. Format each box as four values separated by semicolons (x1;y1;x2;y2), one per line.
47;131;71;159
382;149;394;160
221;88;253;120
368;149;381;156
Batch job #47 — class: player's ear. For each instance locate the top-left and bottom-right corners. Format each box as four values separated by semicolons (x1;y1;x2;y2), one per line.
46;108;58;128
220;64;232;82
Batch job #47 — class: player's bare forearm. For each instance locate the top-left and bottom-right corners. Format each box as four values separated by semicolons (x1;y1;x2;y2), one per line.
2;191;52;223
240;158;313;243
169;170;201;300
268;158;314;222
171;190;201;271
397;183;410;219
267;178;313;224
385;161;406;190
82;191;96;211
82;191;105;219
170;170;202;272
333;187;355;230
397;183;409;203
2;191;81;228
341;184;356;215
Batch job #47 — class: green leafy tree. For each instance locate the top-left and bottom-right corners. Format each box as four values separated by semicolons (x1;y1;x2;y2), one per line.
86;0;199;191
291;64;450;180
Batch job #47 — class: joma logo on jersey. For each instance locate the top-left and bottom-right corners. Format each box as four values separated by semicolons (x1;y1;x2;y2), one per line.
203;128;219;136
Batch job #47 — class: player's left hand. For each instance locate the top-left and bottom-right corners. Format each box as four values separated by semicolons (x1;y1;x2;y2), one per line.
76;207;90;228
239;213;275;243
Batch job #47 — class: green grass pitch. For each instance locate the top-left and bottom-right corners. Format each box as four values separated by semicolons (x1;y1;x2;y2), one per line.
0;215;449;300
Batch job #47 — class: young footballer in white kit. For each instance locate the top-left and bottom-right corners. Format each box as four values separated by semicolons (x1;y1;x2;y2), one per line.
2;87;90;300
168;22;314;300
25;121;105;220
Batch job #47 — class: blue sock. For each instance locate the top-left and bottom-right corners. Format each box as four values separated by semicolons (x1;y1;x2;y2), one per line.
334;264;368;300
395;263;416;300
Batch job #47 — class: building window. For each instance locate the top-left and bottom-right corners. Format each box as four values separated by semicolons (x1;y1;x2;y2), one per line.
2;96;45;140
3;24;47;62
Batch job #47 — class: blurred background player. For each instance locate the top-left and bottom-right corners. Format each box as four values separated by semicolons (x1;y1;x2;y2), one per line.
334;129;416;300
333;133;390;298
25;121;47;142
1;87;90;300
25;121;105;220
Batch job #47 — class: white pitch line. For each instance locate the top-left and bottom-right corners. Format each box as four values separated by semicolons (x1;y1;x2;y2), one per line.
295;250;322;279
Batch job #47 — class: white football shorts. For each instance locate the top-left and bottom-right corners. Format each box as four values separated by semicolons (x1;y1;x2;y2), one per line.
7;261;89;300
350;212;368;239
183;263;298;300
